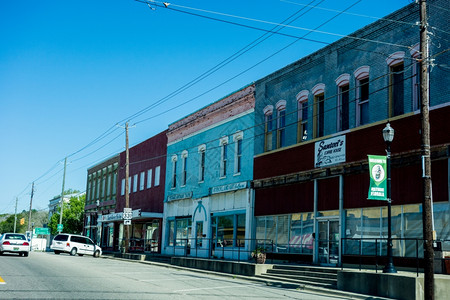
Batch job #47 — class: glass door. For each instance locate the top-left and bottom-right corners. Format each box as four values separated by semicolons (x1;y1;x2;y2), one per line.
318;219;340;265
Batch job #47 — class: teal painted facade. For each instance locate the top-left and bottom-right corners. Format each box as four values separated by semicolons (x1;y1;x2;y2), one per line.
162;85;256;260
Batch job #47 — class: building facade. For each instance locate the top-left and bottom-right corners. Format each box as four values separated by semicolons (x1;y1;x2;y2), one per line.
84;155;119;248
162;84;255;260
109;130;168;253
252;0;449;266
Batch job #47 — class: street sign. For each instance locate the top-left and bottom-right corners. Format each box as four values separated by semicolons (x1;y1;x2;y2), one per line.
34;227;50;235
57;224;64;232
124;219;131;225
123;208;132;220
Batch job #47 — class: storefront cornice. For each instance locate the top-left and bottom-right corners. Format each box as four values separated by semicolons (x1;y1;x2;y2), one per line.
253;144;449;189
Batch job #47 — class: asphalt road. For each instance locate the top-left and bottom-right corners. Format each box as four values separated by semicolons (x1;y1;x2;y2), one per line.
0;251;345;299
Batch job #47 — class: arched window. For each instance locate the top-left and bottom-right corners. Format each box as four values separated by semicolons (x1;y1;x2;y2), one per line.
181;150;188;186
276;100;286;148
219;137;229;178
263;105;274;151
387;51;405;117
198;144;206;183
171;155;178;188
354;66;370;126
312;83;325;138
335;74;350;131
296;90;309;142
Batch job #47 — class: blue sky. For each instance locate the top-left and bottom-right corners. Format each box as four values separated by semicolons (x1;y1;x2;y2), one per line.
0;0;411;214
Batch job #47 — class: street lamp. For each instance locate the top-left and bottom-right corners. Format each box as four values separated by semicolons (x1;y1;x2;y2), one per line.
382;123;397;273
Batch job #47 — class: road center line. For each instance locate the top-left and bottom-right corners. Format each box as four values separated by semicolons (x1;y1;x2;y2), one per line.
0;276;6;284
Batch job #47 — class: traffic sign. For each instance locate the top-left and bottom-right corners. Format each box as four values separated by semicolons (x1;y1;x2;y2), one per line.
123;208;132;220
57;224;64;232
124;219;131;225
34;227;50;235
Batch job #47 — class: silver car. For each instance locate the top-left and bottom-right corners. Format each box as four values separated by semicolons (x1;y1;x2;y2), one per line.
0;233;30;257
50;233;102;257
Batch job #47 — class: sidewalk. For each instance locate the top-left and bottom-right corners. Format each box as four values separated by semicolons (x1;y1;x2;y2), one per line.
102;252;393;300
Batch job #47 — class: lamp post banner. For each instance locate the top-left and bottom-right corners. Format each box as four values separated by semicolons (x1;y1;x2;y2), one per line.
368;155;387;201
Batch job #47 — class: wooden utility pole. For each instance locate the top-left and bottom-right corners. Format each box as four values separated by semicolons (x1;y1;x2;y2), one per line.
124;122;130;253
14;197;18;233
28;183;34;232
59;157;67;233
420;0;434;299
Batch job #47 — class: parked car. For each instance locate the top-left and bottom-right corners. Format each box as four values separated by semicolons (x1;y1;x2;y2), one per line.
0;233;30;257
50;234;102;257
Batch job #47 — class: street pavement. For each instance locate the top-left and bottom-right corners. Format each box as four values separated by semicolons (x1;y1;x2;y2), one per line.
0;251;351;299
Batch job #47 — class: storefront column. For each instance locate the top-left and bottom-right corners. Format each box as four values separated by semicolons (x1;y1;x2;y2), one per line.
339;175;344;266
313;179;318;264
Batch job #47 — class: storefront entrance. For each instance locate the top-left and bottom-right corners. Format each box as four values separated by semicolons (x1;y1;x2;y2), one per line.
317;219;340;265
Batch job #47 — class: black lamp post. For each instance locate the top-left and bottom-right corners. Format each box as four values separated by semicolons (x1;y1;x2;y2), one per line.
382;123;397;274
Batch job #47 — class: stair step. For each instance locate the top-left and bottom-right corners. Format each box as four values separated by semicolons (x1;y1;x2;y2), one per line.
272;265;339;274
267;269;337;279
264;272;337;285
257;274;337;289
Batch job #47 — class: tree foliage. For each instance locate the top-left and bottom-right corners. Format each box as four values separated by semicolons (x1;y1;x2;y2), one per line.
48;193;85;235
0;210;48;234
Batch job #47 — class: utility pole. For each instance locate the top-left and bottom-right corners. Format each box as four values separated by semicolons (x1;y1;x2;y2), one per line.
124;122;130;253
28;183;34;232
420;0;434;299
59;157;67;233
14;197;18;233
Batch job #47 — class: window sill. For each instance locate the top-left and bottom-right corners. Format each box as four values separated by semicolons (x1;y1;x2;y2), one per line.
233;173;241;177
219;176;226;180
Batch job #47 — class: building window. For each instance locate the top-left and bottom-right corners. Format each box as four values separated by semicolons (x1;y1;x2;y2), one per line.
112;171;117;195
233;132;243;174
147;169;152;189
276;100;286;148
181;151;188;186
312;83;325;138
96;172;101;199
139;172;145;191
128;177;131;194
101;168;106;198
220;137;229;178
154;166;160;186
106;172;112;197
175;218;192;246
410;44;420;111
198;145;206;182
133;174;138;193
121;178;125;196
263;105;274;151
336;74;350;132
211;213;246;248
354;66;370;126
296;90;309;143
387;52;405;117
171;155;177;188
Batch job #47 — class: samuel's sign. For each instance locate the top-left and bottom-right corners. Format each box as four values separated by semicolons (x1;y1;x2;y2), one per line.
211;181;247;195
314;136;346;168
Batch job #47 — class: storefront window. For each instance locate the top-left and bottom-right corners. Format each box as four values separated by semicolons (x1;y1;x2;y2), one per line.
217;215;234;247
256;217;266;241
344;209;362;255
212;213;246;248
277;215;289;253
168;220;174;246
361;207;381;256
175;218;191;246
237;214;246;247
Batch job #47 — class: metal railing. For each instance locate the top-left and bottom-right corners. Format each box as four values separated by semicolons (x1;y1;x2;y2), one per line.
341;238;450;276
167;238;274;263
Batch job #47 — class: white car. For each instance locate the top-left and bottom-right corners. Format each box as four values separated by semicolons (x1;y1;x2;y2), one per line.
0;233;30;257
50;234;102;257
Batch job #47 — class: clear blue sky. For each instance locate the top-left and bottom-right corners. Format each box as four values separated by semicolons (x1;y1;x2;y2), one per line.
0;0;411;214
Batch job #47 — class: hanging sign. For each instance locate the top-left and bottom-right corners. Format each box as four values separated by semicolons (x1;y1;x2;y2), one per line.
314;135;346;168
367;155;388;201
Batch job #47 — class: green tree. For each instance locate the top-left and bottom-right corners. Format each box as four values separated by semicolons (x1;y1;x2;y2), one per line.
48;194;85;235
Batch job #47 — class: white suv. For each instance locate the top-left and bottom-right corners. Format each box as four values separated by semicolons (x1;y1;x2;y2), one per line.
50;234;102;257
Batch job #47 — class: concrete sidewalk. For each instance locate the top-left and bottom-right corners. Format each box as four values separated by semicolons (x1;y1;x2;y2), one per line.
102;252;393;300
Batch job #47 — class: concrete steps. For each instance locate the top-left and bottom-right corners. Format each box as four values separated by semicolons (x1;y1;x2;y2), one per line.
257;265;338;289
